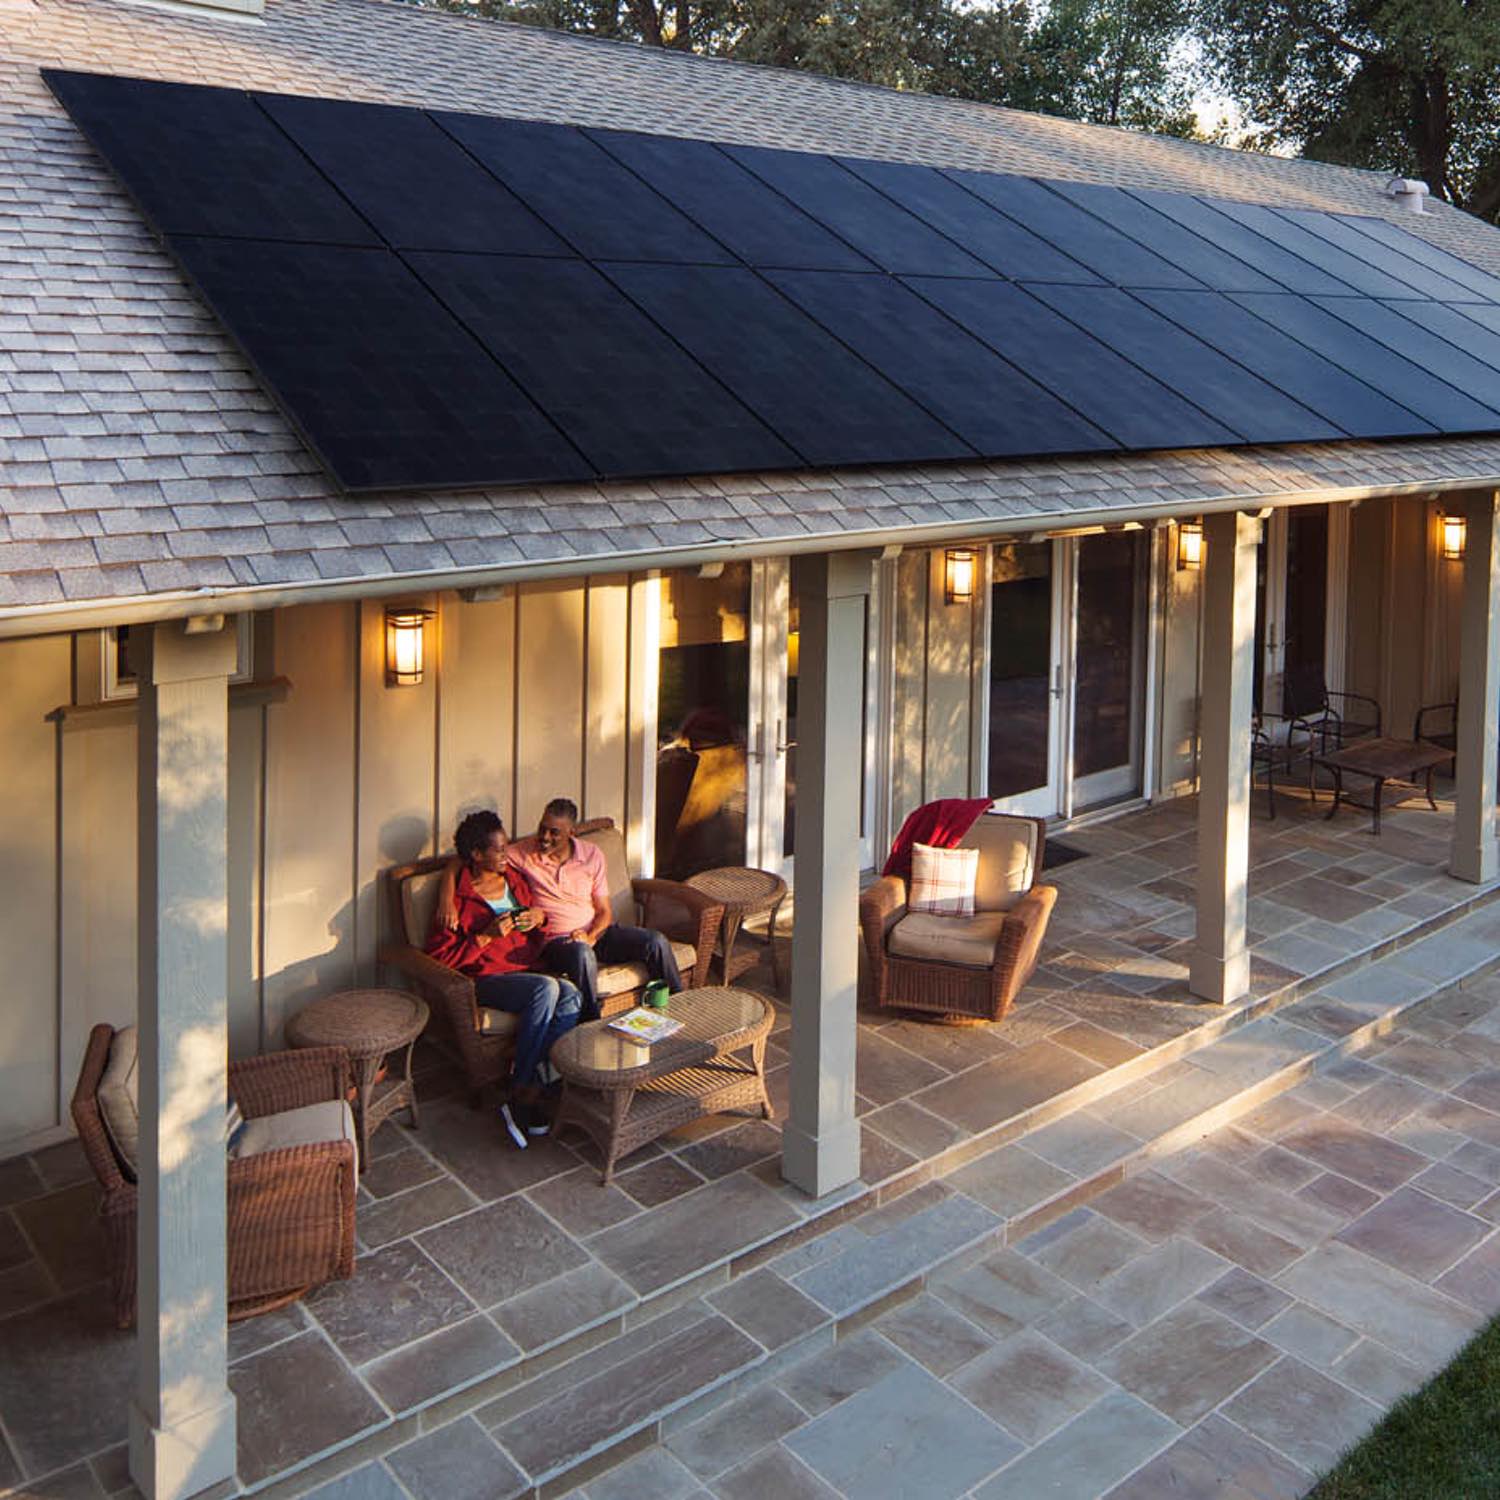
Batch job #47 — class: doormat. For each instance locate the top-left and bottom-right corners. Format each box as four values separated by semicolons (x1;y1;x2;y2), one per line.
1042;840;1090;870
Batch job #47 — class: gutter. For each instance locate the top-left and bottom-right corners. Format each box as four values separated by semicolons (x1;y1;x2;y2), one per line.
2;470;1497;640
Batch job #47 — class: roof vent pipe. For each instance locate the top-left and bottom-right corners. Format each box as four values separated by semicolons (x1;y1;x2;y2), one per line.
1386;177;1430;214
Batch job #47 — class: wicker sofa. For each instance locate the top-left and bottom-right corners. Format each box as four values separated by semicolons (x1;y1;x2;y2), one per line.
73;1023;358;1328
379;817;724;1100
860;813;1057;1024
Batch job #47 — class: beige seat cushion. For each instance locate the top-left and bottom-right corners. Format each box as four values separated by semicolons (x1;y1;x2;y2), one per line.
888;910;1008;968
598;940;697;1001
958;815;1037;913
399;867;445;946
580;826;636;928
231;1100;358;1172
98;1025;141;1179
477;1007;522;1038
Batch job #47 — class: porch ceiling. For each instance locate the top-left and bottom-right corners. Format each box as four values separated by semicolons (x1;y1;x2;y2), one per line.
2;782;1494;1494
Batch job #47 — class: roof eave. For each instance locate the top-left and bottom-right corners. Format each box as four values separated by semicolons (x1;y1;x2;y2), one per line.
4;468;1496;641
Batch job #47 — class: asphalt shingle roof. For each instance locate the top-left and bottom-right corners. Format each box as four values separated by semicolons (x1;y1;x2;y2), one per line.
5;0;1500;622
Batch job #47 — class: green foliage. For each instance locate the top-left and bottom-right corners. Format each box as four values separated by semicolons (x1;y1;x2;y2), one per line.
1308;1313;1500;1498
1196;0;1500;221
1011;0;1199;134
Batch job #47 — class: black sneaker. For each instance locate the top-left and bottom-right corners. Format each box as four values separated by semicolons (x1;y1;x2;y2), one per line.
526;1111;551;1138
499;1101;529;1150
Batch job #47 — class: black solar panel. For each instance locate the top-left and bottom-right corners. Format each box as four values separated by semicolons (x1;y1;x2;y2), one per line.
1044;180;1286;293
724;145;993;276
409;252;799;475
585;130;874;271
258;93;569;256
43;68;1500;493
1206;200;1417;300
1026;284;1341;442
606;263;976;466
1135;290;1435;438
1230;293;1500;430
434;113;736;265
943;173;1204;290
45;71;377;245
172;238;589;490
907;278;1239;449
838;158;1100;283
1335;217;1500;303
1279;210;1481;301
1311;297;1500;411
1128;189;1357;296
767;270;1116;454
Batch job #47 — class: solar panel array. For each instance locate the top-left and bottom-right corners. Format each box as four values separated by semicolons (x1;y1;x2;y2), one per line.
44;68;1500;493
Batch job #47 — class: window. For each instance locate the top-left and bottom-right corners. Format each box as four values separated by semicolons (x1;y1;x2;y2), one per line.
100;617;256;700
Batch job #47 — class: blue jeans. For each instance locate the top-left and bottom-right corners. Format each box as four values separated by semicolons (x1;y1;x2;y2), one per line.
474;971;582;1087
539;924;682;1022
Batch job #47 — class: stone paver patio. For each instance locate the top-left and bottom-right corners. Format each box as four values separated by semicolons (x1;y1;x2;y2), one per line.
2;781;1498;1497
547;972;1500;1500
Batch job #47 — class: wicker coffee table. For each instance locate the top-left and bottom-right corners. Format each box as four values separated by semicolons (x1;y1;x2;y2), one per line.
550;986;775;1183
685;866;788;989
286;988;428;1170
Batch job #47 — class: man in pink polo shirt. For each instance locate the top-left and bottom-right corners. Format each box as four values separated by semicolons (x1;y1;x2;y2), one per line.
508;796;682;1021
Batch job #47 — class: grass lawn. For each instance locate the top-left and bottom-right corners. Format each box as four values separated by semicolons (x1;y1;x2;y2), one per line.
1309;1315;1500;1499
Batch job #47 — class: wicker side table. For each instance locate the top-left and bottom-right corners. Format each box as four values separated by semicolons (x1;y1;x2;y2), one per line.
285;988;428;1169
550;987;774;1183
685;866;788;990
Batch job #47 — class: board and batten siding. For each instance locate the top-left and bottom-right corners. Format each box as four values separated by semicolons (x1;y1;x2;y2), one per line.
0;578;652;1155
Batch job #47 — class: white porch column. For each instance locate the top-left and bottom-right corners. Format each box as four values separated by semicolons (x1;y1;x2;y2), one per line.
131;619;239;1500
782;552;872;1198
1451;490;1500;884
1189;511;1259;1005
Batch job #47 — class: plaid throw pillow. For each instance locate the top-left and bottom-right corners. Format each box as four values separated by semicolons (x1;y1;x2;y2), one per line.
908;841;979;917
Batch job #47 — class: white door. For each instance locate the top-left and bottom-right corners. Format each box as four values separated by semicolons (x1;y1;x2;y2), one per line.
985;539;1068;819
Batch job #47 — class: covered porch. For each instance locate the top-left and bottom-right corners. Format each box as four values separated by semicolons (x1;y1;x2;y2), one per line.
4;766;1499;1498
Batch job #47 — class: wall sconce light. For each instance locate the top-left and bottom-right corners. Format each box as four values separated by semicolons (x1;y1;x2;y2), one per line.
1176;521;1205;572
385;606;434;686
944;548;976;605
1441;512;1467;562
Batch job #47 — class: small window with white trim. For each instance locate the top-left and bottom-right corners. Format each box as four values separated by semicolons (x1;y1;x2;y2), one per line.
101;617;256;700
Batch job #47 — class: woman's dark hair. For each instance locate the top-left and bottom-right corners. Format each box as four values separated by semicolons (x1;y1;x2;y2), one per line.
455;809;506;863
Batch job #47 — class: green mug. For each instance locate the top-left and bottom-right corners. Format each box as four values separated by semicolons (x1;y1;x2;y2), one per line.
642;981;671;1010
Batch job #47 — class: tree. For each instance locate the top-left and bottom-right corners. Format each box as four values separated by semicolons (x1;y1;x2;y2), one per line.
1012;0;1199;135
1195;0;1500;222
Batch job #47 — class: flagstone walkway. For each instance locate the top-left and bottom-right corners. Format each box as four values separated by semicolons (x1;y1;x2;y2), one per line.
513;973;1500;1500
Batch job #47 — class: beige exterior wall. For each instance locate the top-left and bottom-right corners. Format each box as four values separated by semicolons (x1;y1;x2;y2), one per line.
0;579;650;1155
887;546;987;831
1156;523;1204;797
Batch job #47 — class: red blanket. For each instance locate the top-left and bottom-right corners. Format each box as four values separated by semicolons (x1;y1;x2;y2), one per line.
882;798;993;882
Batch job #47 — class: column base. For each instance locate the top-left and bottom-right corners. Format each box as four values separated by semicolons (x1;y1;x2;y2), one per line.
1450;839;1500;885
130;1391;237;1500
781;1117;862;1200
1188;947;1250;1006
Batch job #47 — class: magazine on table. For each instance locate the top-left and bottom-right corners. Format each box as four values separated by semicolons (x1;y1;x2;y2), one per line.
607;1007;684;1045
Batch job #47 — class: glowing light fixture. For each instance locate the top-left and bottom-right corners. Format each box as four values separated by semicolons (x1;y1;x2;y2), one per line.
944;548;976;605
1441;512;1467;562
1176;521;1205;572
385;606;433;686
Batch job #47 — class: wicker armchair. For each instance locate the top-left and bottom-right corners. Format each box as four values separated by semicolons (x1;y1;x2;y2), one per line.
72;1024;357;1329
861;813;1057;1024
379;817;724;1101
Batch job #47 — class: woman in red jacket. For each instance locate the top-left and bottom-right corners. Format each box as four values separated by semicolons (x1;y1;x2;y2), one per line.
427;809;582;1149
